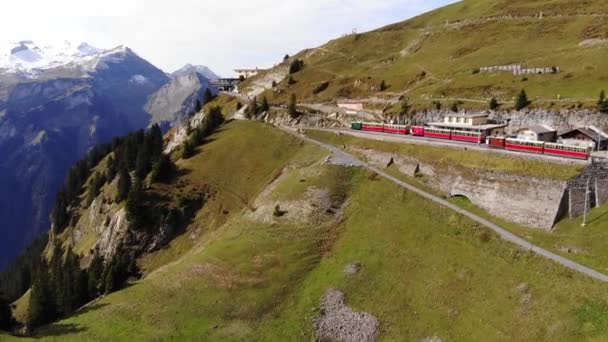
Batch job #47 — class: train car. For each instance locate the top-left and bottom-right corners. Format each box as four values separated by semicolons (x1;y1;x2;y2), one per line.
351;122;362;130
361;122;384;132
488;137;506;149
451;130;485;143
505;138;544;154
411;126;425;136
424;127;451;140
543;143;591;160
383;124;409;135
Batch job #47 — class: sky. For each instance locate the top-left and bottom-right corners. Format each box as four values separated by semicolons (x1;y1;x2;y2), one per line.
0;0;457;77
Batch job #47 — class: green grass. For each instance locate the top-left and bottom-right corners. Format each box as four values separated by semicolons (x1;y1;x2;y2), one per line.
451;196;608;273
10;122;608;341
244;0;608;110
305;129;583;180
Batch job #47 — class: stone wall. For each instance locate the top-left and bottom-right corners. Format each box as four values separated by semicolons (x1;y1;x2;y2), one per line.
354;148;567;230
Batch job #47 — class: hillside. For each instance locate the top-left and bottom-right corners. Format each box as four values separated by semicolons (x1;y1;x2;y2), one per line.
2;118;608;341
242;0;608;111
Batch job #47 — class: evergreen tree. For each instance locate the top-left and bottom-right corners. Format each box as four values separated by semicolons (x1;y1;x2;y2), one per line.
260;96;270;113
135;144;151;180
598;90;605;105
148;124;164;162
249;96;259;117
379;80;387;91
271;80;277;88
283;54;290;62
600;99;608;114
194;99;202;114
87;252;104;298
515;89;530;110
106;156;117;182
489;97;499;110
0;288;12;332
450;102;459;113
236;102;243;111
116;168;131;202
289;59;304;74
27;261;57;329
150;154;176;183
289;94;298;119
203;88;214;104
287;76;296;85
399;98;413;124
126;179;145;229
182;141;195;159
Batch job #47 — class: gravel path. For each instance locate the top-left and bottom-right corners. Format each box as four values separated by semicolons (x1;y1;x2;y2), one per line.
285;128;608;283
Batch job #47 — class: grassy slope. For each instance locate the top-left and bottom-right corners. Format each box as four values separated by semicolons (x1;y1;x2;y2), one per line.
246;0;608;110
305;129;608;275
4;122;608;341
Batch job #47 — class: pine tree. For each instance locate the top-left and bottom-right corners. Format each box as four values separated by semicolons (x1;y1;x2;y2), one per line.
106;156;117;182
600;99;608;114
260;96;270;113
150;154;175;183
0;287;12;332
135;144;151;180
27;261;57;329
283;54;290;62
515;89;530;110
289;94;298;119
489;97;499;110
249;96;259;117
379;80;387;91
116;168;131;202
450;102;459;113
203;88;214;104
398;98;413;124
182;141;195;159
87;252;104;298
271;80;278;88
598;90;606;105
148;124;164;162
126;179;145;229
194;99;202;114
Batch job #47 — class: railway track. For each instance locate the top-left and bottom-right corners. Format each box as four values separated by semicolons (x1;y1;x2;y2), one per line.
284;128;608;283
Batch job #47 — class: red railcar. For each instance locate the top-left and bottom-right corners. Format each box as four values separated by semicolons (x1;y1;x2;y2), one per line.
505;138;544;154
424;127;451;140
411;126;425;136
361;122;384;132
544;143;590;160
450;130;485;143
383;124;409;135
488;137;506;149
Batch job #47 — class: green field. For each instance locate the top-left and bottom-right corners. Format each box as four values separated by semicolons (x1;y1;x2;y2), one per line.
6;121;608;341
243;0;608;111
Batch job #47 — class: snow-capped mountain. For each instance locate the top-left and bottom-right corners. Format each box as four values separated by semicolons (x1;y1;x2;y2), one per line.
0;40;131;78
0;41;218;270
171;64;220;80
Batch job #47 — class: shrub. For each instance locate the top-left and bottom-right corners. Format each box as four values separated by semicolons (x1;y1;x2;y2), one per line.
289;59;304;74
489;97;499;110
287;76;296;85
313;81;330;94
472;68;480;74
273;205;286;217
450;102;459;113
379;80;387;91
515;89;530;110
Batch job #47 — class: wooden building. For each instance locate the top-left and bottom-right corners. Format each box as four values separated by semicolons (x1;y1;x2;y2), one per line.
559;128;608;151
515;125;557;142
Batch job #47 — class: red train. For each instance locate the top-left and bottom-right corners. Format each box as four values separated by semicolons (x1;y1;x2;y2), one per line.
352;122;591;160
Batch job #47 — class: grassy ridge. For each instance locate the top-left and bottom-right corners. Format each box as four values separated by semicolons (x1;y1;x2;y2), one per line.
247;0;608;110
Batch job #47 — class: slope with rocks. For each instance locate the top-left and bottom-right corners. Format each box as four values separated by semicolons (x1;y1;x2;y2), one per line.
171;64;220;80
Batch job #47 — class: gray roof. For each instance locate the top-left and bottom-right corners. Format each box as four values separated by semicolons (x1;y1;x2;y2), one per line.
560;128;608;142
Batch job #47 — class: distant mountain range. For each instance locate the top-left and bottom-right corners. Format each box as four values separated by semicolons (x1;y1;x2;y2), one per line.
0;40;219;269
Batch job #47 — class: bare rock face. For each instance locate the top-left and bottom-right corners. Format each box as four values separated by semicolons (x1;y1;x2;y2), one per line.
164;111;209;154
313;289;380;342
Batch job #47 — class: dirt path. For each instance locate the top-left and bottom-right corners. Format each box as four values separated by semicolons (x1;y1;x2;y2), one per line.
284;128;608;283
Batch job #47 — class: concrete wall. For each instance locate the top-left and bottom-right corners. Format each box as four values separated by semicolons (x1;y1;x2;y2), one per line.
353;148;567;230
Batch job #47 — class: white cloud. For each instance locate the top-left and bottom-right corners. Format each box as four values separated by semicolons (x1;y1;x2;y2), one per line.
0;0;456;76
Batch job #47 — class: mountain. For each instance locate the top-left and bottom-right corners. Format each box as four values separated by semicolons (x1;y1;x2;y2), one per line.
145;72;218;128
0;41;170;269
241;0;608;112
171;64;220;80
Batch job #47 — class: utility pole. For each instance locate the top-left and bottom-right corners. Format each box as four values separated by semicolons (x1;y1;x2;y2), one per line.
582;177;591;227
